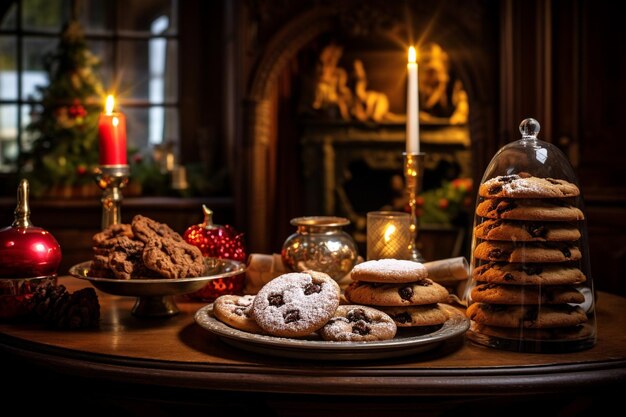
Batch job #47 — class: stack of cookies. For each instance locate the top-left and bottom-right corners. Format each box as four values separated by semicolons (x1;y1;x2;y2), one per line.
89;215;205;280
344;259;450;329
467;173;589;341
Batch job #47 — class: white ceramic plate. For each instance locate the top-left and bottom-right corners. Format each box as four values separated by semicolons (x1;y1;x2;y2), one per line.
194;303;469;360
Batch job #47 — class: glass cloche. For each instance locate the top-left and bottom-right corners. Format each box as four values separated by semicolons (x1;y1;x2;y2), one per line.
464;118;596;352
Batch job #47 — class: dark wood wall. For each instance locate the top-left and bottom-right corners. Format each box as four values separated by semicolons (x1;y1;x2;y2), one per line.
497;0;626;295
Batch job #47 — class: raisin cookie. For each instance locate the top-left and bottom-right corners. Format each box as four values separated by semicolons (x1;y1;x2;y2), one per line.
319;305;397;342
131;214;184;243
474;241;581;263
471;283;584;305
380;304;448;327
344;279;448;307
474;219;581;242
251;271;340;337
476;198;584;221
142;237;205;279
466;303;587;328
479;173;580;199
213;295;263;334
350;259;428;283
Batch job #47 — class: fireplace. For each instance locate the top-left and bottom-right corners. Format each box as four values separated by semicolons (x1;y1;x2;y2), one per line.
240;1;499;254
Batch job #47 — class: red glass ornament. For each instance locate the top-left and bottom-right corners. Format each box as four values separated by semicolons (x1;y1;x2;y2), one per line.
183;206;246;301
0;180;62;318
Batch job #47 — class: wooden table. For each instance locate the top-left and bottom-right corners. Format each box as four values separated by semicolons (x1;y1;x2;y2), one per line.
1;277;625;415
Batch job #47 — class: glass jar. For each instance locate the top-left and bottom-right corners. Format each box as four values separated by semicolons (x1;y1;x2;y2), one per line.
465;118;596;353
281;216;358;282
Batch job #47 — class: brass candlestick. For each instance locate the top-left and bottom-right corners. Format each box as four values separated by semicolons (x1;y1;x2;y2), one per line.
94;165;130;230
404;152;425;262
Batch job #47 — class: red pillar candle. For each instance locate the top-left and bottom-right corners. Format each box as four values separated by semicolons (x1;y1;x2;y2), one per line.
98;95;127;165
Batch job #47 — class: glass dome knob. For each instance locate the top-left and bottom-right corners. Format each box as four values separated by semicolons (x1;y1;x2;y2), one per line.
519;118;540;138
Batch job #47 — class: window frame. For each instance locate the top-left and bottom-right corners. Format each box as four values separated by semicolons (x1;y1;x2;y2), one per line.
0;0;180;174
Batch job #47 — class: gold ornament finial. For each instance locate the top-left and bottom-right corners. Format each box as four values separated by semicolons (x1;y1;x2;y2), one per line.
13;179;32;228
202;205;215;229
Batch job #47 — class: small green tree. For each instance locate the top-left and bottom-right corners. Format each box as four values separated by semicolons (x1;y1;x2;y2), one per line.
22;11;104;196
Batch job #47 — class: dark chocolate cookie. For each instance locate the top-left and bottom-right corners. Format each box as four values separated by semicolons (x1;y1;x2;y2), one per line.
92;223;134;247
142;237;205;279
131;215;183;244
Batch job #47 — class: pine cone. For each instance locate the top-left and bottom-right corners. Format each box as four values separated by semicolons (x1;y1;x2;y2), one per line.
30;283;100;329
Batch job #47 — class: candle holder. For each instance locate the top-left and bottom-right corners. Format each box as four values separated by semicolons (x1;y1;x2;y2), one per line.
94;165;130;230
403;152;426;262
366;211;411;260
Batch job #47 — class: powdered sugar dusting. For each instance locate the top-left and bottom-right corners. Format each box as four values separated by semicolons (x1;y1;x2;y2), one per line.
502;180;545;195
482;175;580;198
352;259;427;280
252;272;340;336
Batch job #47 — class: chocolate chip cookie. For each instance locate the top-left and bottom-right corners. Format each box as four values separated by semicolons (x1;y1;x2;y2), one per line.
251;271;340;337
466;302;587;328
476;198;584;221
474;219;581;242
471;283;584;305
319;305;397;341
213;295;263;334
473;241;581;263
479;173;580;199
472;262;586;286
344;279;449;307
380;304;449;327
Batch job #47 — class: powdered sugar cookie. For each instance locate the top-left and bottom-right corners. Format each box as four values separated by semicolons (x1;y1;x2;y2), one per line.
350;259;428;283
251;271;340;337
479;173;580;199
319;305;397;342
213;295;263;334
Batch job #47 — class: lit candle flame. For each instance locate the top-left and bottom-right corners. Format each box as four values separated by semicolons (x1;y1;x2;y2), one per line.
384;224;396;242
408;46;416;64
105;95;115;115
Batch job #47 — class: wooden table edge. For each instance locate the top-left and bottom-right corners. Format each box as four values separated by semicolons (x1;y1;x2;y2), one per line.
2;331;625;396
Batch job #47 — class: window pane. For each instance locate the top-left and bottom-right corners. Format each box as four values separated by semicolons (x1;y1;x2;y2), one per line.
117;39;177;102
0;104;18;172
117;0;177;35
1;3;17;29
22;37;55;100
125;106;179;153
87;40;114;90
0;36;17;100
22;0;69;33
21;103;37;152
80;0;114;35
